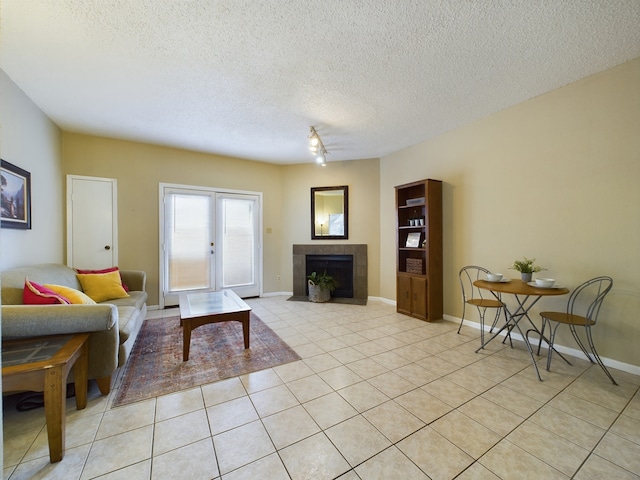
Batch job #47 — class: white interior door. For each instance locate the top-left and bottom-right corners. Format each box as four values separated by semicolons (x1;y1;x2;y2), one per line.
160;184;261;307
67;175;117;269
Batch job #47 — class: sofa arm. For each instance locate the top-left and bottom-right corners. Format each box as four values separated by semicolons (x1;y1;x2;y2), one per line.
1;304;117;338
120;270;146;292
2;304;120;381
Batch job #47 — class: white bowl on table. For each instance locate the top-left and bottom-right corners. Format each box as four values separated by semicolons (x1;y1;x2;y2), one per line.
535;278;555;288
486;273;503;282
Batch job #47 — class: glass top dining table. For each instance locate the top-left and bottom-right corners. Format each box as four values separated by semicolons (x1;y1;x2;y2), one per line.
473;278;569;381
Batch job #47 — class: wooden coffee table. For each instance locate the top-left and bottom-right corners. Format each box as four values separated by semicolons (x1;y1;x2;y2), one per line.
179;289;251;361
2;333;89;463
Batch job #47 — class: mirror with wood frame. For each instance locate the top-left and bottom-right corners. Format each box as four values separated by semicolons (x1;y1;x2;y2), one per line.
311;186;348;240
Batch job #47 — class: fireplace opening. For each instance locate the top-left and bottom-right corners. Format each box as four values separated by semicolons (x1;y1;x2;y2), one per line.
305;254;354;298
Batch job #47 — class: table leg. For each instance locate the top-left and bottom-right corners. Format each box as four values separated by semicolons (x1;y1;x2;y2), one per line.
183;320;192;361
73;341;89;410
509;312;543;382
242;314;250;349
43;366;65;463
508;295;544;381
475;294;544;381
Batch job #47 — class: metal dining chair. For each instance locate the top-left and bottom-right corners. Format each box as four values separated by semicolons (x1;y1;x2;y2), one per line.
457;265;507;346
539;276;617;385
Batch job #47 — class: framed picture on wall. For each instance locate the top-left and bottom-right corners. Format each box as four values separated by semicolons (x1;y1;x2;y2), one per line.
1;159;32;229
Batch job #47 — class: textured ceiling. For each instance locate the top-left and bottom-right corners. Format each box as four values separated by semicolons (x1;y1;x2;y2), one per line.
2;1;640;165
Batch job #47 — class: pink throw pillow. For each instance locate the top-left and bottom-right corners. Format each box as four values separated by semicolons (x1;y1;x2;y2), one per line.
23;278;70;305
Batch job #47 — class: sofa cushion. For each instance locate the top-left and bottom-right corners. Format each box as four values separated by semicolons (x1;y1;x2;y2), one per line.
45;284;96;304
115;306;138;344
77;271;130;303
23;279;70;305
103;291;147;311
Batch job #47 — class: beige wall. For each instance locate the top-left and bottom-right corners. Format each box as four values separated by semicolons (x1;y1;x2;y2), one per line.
61;135;381;305
380;58;640;367
61;134;284;305
0;71;64;270
281;159;381;297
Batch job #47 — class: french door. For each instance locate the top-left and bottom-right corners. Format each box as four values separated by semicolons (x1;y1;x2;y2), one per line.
160;184;261;307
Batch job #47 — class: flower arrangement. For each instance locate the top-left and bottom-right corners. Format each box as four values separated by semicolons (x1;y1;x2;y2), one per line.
510;257;545;274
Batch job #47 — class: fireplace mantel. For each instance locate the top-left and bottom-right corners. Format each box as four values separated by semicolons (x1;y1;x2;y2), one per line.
293;244;367;300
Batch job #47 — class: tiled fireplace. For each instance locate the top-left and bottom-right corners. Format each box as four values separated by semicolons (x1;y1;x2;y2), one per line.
292;244;368;300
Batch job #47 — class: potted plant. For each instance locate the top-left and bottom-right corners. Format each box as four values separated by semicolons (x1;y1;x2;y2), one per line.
510;257;545;282
307;271;339;303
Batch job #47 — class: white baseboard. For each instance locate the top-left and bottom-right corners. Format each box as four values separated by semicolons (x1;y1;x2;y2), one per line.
445;314;640;377
260;291;293;298
373;296;395;305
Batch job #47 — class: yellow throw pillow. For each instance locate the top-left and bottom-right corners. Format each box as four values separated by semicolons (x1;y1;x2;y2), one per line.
44;284;96;305
76;270;130;303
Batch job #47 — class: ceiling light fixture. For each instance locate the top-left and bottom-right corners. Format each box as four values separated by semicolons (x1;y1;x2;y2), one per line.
309;126;327;166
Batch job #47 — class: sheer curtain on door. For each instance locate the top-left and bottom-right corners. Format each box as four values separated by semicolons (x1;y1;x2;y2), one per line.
166;192;213;294
216;193;260;297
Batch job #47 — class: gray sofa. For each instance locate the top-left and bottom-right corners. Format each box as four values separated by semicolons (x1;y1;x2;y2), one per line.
1;263;148;394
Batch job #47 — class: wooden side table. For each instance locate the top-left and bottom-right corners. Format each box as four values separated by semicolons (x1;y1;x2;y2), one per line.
2;333;90;463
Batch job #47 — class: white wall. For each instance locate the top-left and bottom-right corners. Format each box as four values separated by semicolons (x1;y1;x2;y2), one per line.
0;68;63;475
0;70;63;270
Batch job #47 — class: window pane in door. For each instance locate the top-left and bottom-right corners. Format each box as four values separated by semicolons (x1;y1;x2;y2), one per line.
168;194;211;291
221;198;254;287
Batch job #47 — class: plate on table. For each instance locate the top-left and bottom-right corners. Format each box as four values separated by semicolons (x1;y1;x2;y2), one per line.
486;278;510;283
527;282;564;289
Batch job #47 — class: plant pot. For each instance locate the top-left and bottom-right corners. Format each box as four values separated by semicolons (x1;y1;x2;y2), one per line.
308;281;330;303
521;273;532;283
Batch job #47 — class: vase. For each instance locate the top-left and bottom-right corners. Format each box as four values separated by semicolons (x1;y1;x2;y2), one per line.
521;273;532;283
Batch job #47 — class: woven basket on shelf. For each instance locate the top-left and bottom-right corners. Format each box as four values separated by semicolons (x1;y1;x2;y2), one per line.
406;258;423;274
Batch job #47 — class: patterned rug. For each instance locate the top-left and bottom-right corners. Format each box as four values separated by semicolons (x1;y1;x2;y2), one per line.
112;313;300;407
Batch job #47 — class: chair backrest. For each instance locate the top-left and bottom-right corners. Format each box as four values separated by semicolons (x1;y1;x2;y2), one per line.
566;276;613;324
459;265;491;303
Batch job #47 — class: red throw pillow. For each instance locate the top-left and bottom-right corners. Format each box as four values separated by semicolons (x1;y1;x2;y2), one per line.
75;266;129;291
75;267;119;274
23;278;70;305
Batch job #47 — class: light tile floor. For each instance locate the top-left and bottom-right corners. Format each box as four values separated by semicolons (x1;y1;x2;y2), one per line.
3;296;640;479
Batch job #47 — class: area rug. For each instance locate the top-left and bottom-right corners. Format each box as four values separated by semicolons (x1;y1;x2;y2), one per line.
112;313;300;407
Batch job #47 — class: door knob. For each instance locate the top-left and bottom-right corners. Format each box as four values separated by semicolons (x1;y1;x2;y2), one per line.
104;245;111;250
